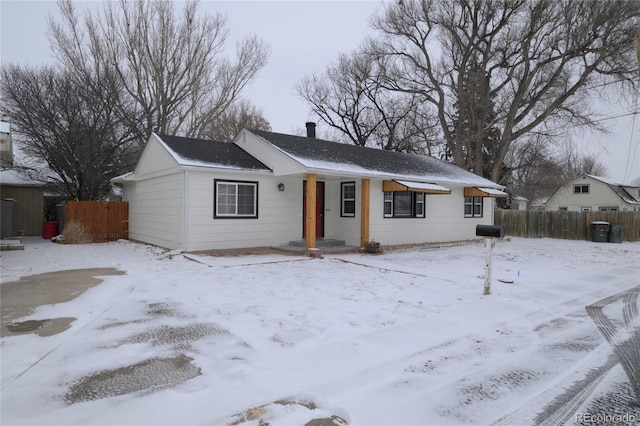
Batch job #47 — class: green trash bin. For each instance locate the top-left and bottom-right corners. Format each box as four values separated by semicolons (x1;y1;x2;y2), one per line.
591;221;609;242
608;224;624;243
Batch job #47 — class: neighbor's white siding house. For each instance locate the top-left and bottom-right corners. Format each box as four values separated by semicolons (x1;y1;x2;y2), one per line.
545;174;640;212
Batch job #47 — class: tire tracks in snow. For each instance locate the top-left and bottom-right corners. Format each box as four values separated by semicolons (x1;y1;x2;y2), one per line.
490;346;618;426
492;284;640;425
332;256;476;284
297;284;633;425
585;284;640;405
278;289;610;424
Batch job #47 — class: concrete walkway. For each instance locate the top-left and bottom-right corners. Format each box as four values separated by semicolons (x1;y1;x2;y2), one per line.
1;268;124;337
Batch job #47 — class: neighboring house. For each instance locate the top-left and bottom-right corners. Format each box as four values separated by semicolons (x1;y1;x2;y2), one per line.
113;125;506;252
506;195;528;210
530;197;548;212
545;174;640;212
0;169;45;237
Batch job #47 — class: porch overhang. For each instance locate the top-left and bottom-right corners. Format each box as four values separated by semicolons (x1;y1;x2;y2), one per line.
464;187;507;198
383;180;451;194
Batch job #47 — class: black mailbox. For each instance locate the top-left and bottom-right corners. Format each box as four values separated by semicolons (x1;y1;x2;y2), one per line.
476;224;505;238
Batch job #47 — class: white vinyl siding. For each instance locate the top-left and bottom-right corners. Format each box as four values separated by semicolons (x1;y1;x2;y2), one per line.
124;172;184;250
185;173;302;251
371;183;495;245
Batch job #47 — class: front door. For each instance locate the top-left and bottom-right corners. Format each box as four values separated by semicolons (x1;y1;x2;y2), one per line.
302;180;324;238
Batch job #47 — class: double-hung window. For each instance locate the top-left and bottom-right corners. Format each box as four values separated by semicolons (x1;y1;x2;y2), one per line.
214;180;258;218
383;191;425;218
464;196;483;218
341;182;356;217
574;184;589;194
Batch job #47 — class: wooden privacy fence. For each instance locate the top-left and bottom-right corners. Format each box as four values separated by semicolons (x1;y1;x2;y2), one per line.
494;210;640;242
65;201;128;242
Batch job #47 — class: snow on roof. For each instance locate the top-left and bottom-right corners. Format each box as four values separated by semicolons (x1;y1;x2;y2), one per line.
157;134;271;172
0;169;43;186
585;174;624;186
147;131;504;189
248;129;503;188
477;187;507;196
584;174;640;204
395;180;451;192
110;172;133;183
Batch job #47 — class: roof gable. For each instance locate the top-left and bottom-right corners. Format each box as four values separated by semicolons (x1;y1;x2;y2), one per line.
547;174;640;206
584;174;640;204
247;129;500;187
158;134;271;171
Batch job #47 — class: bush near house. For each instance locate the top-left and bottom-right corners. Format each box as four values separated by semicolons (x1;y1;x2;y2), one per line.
59;221;92;244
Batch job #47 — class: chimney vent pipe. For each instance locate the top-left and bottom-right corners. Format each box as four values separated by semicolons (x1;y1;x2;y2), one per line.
305;122;316;139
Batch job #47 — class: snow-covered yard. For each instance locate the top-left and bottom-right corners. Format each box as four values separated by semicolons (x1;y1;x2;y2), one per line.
1;236;639;425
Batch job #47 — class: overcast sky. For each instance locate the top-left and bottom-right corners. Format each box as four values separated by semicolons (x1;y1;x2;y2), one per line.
1;0;638;184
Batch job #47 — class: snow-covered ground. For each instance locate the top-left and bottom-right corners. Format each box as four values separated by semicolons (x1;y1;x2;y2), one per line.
1;236;639;425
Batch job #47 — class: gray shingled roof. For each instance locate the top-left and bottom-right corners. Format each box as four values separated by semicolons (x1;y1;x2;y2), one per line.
248;129;500;187
586;174;640;204
158;134;271;171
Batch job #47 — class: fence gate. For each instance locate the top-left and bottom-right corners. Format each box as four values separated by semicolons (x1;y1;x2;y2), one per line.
65;201;128;242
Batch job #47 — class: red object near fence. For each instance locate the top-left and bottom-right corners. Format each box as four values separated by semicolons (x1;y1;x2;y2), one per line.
42;221;59;239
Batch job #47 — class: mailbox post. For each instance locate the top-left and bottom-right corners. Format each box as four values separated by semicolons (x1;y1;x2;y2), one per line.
476;225;505;295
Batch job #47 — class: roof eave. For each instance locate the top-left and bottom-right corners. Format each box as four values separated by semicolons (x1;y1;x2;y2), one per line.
301;166;504;188
181;164;272;174
110;171;134;183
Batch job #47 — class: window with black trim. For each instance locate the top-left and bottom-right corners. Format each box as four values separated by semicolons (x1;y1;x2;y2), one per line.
214;180;258;218
574;184;589;194
383;191;425;218
464;196;483;218
341;182;356;217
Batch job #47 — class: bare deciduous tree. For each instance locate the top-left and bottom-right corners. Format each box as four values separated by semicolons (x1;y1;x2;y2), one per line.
0;65;138;200
296;51;439;154
507;136;609;206
369;0;640;182
201;99;271;142
49;0;270;142
557;142;609;181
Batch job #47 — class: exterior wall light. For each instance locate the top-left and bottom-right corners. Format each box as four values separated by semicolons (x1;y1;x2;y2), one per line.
278;183;285;192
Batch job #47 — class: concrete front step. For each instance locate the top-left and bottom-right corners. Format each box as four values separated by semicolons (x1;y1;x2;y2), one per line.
288;238;346;248
0;239;25;251
275;243;359;255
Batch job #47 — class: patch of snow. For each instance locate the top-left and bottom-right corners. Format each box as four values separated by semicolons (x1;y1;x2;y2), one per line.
394;180;451;192
477;187;507;196
1;237;638;425
0;169;42;186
